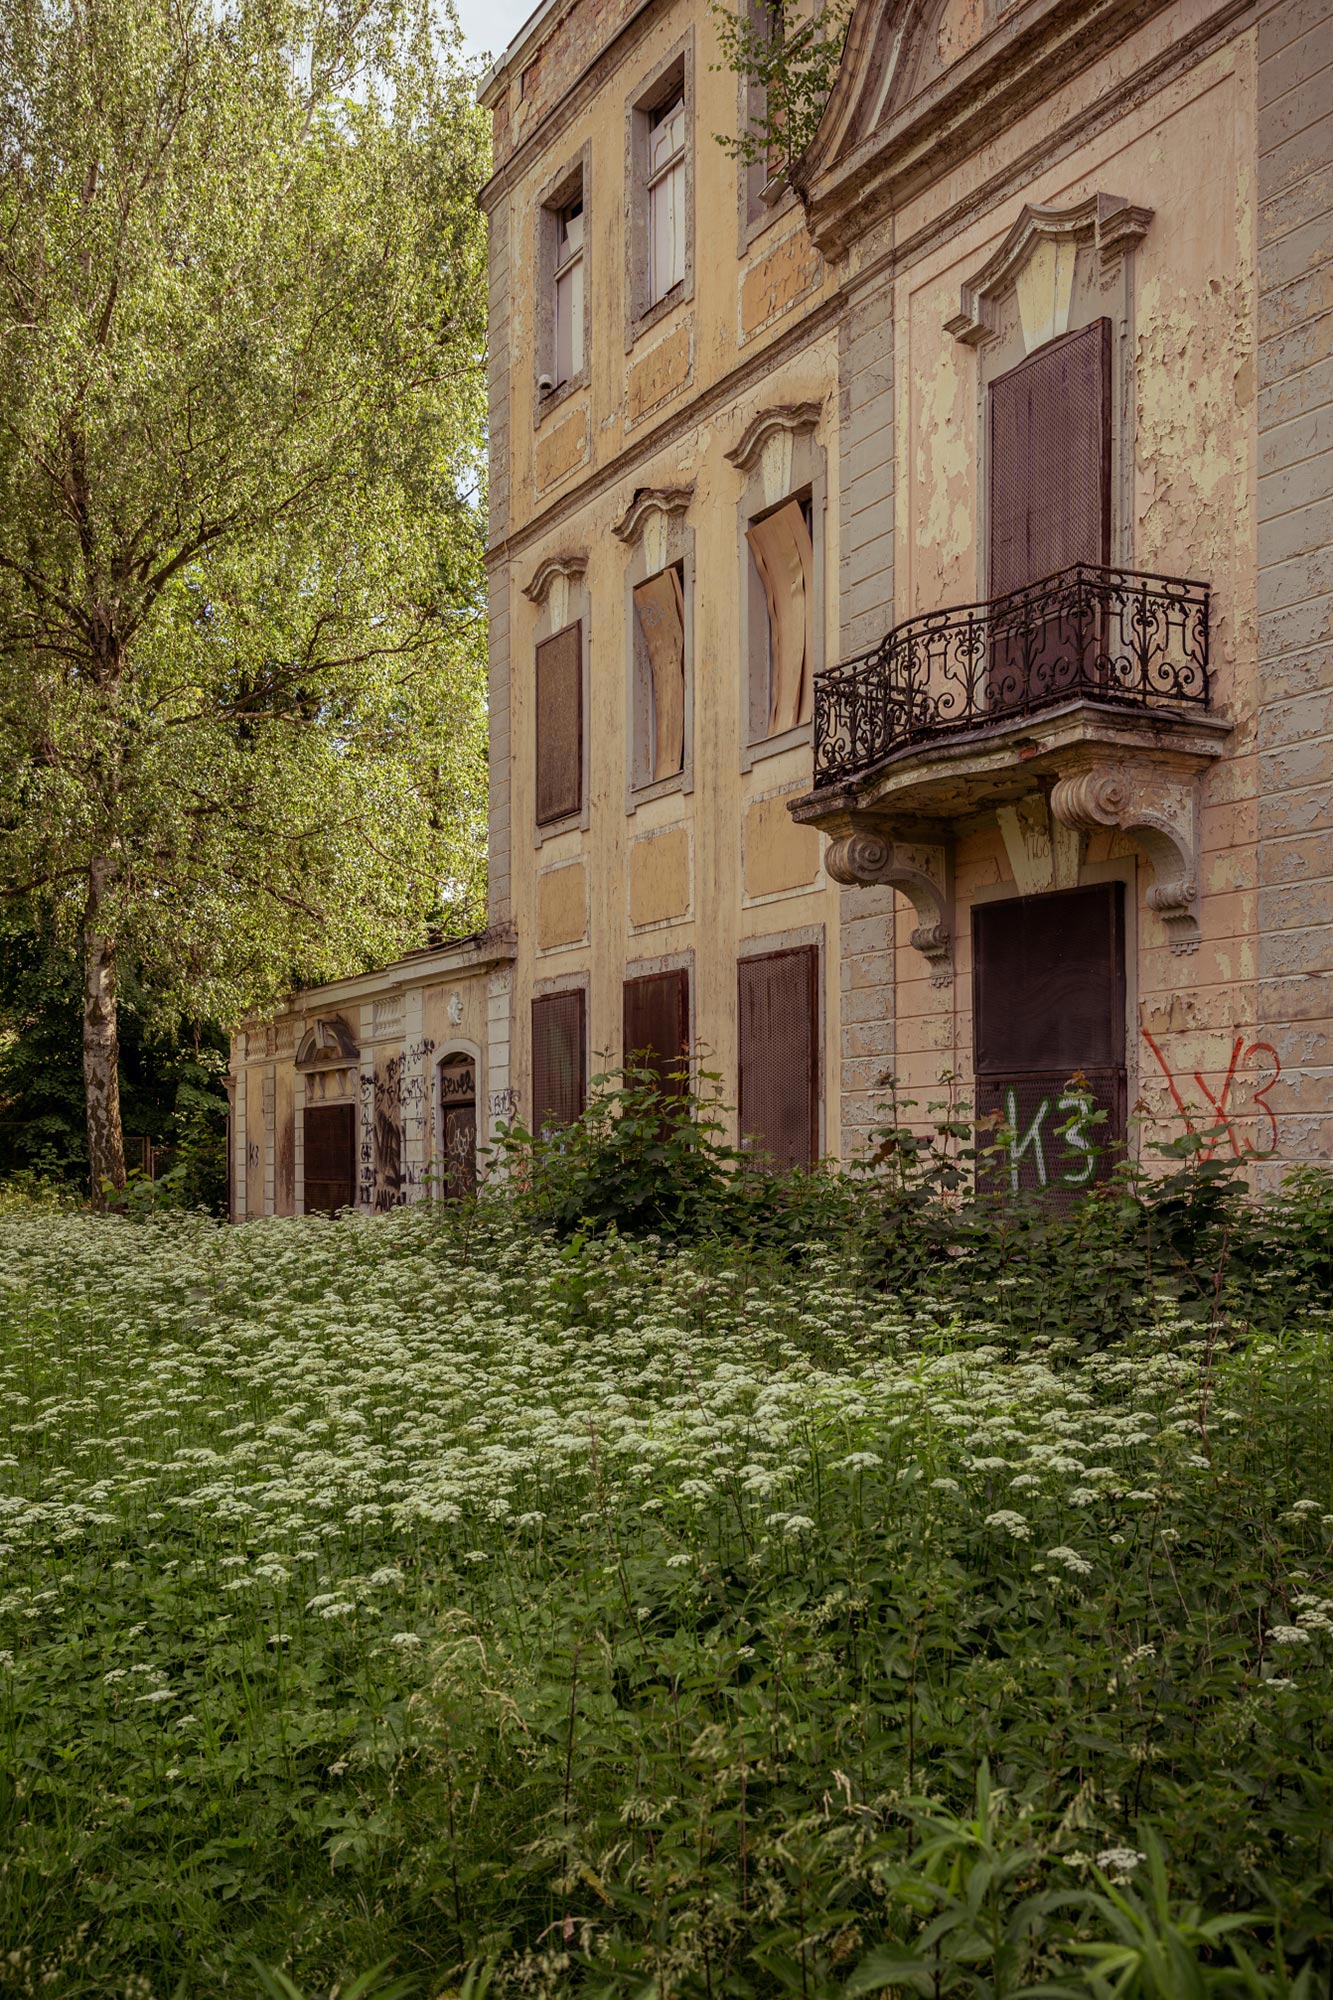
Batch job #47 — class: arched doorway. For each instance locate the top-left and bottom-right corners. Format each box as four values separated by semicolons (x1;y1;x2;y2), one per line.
437;1053;477;1198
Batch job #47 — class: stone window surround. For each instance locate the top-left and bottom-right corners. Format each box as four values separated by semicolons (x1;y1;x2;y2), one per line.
735;0;801;254
523;552;591;845
737;920;826;1156
945;193;1154;596
533;143;592;428
727;401;826;771
624;34;695;352
615;486;696;814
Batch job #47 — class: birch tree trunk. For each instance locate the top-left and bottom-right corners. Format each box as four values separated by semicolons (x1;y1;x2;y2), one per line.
83;859;126;1201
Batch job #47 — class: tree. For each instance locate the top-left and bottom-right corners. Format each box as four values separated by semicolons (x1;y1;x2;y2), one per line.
0;0;491;1197
710;0;851;188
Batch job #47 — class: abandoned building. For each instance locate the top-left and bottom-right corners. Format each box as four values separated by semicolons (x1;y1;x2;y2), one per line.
229;0;1332;1217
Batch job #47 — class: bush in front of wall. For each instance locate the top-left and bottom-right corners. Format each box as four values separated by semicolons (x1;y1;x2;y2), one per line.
491;1064;1333;1349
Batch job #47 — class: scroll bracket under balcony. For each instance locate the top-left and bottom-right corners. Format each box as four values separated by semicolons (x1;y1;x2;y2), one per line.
825;823;954;984
1050;762;1201;954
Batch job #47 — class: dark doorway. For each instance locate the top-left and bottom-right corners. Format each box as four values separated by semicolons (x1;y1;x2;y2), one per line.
303;1102;357;1215
973;883;1126;1199
439;1055;477;1198
738;946;819;1169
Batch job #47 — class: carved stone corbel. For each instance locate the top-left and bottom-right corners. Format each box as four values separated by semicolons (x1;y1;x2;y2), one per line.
825;824;954;983
1050;764;1200;953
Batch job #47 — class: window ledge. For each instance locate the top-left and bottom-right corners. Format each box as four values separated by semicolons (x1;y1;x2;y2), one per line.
627;767;692;814
534;371;588;430
741;720;813;773
626;279;690;353
534;809;587;848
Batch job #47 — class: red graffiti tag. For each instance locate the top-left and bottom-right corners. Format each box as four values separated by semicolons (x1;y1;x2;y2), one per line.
1140;1029;1282;1159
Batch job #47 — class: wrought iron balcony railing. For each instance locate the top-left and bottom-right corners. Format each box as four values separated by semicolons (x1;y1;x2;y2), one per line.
813;564;1211;789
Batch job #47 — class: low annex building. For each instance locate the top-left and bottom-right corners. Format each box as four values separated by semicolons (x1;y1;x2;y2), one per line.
230;0;1332;1216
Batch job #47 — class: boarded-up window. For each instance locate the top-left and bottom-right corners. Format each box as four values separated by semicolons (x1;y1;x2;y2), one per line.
989;319;1111;596
973;884;1125;1201
532;990;587;1132
633;565;685;783
303;1102;357;1215
747;497;815;737
536;622;582;826
623;967;689;1095
738;946;818;1169
438;1055;477;1198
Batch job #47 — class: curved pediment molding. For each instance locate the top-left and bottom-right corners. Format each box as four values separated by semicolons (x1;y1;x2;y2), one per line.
612;485;694;547
725;401;824;474
793;0;1181;258
945;194;1154;346
296;1014;360;1068
793;0;958;211
522;552;588;606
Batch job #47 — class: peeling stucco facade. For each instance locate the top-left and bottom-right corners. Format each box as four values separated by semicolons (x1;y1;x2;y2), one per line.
230;0;1332;1216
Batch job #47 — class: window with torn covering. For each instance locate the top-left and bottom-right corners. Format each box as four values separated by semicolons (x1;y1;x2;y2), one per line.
632;563;686;786
747;494;815;738
730;406;825;766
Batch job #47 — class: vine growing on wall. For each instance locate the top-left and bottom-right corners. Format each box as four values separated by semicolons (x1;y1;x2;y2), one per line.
710;0;852;186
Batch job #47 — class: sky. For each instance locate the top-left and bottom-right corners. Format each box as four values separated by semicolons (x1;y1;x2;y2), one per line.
454;0;537;74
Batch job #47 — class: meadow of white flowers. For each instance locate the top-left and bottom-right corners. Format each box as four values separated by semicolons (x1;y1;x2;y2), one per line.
1;1202;1330;1997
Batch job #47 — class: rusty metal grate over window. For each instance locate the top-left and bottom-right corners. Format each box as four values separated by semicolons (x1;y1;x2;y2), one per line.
535;621;582;826
303;1103;356;1215
532;990;587;1133
738;946;819;1169
989;319;1111;596
623;968;689;1096
973;884;1126;1203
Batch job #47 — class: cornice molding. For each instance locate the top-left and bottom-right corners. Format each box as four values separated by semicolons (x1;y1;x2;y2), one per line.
724;401;824;473
945;193;1154;345
792;0;1218;256
522;552;588;604
612;484;694;545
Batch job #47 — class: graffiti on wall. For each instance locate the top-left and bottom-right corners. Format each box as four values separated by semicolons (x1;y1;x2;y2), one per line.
1141;1030;1282;1159
361;1040;437;1210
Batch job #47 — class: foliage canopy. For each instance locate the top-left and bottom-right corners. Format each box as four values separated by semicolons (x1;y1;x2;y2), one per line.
0;0;491;1185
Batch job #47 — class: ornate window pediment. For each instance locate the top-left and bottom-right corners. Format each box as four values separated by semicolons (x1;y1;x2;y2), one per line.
945;195;1153;348
295;1015;359;1068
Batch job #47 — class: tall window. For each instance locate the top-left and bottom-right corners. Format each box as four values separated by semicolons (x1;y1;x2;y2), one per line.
532;991;587;1133
647;96;686;303
535;621;582;826
623;968;689;1096
747;494;815;737
553;197;584;388
632;563;686;785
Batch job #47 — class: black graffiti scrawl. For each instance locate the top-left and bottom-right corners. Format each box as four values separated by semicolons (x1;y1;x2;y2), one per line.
367;1040;435;1210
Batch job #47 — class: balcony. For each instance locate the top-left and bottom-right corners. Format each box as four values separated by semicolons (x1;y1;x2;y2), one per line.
791;565;1232;973
812;564;1211;787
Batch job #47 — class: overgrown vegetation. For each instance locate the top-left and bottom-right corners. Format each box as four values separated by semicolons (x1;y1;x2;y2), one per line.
2;1106;1331;1994
710;0;852;185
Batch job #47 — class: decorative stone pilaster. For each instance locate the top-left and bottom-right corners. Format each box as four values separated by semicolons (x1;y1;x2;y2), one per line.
1050;763;1201;953
825;823;954;983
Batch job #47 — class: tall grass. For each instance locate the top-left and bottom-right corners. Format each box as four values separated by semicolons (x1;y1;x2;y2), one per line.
0;1200;1330;1997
